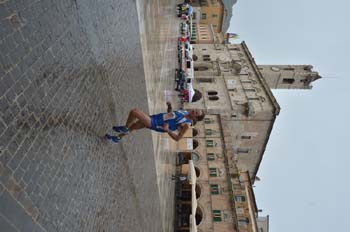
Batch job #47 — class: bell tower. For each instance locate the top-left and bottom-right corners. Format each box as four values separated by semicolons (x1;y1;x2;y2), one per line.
258;65;321;89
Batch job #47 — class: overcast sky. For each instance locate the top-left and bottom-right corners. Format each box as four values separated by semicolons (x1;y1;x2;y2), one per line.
229;0;349;231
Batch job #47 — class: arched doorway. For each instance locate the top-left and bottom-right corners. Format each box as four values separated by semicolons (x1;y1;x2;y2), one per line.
195;167;200;177
195;207;203;225
193;139;199;149
192;128;199;137
195;184;201;199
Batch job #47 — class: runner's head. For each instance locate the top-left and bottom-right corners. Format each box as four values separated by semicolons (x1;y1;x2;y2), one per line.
189;109;205;122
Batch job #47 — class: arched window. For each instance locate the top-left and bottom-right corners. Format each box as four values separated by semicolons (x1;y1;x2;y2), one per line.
283;78;295;84
196;208;203;225
193;139;199;149
243;88;256;92
202;55;210;61
207;153;215;161
206;140;217;147
209;96;219;101
194;66;209;71
197;78;213;83
238;218;250;226
241;135;252;140
210;184;220;194
191;152;199;162
205;129;213;135
212;210;222;222
209;167;218;177
195;184;201;198
207;91;218;95
234;195;246;202
237;148;251;153
192;128;199;137
195;167;200;177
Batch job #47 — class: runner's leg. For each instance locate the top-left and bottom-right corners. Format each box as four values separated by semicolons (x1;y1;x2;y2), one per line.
126;109;152;129
129;120;146;132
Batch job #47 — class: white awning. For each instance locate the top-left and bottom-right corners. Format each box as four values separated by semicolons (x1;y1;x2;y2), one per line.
190;214;197;232
188;160;196;185
189;160;197;215
187;82;195;102
191;183;197;215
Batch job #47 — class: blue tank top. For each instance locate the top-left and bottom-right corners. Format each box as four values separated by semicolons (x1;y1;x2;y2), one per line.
151;110;192;131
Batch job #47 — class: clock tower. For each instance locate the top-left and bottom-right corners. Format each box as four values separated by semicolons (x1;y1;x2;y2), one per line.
258;65;321;89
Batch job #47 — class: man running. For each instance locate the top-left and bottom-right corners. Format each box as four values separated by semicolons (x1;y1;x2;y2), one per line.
105;102;205;143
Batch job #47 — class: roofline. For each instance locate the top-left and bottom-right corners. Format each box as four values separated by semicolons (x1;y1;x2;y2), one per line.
252;115;276;181
241;41;281;115
240;41;280;180
244;171;259;213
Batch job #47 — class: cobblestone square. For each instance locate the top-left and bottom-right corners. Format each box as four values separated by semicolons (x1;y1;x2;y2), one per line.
0;0;178;231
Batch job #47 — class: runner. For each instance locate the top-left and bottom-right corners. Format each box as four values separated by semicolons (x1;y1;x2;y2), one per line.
105;102;205;143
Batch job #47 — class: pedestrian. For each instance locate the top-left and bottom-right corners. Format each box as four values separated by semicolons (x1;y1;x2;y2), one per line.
105;102;205;143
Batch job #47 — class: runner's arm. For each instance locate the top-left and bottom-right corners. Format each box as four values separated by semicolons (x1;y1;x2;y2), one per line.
164;123;189;141
166;102;172;113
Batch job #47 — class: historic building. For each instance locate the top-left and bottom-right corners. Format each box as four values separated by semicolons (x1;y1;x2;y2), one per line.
190;0;225;33
174;41;321;231
184;41;320;178
185;42;280;179
175;117;261;232
189;0;238;33
191;24;214;44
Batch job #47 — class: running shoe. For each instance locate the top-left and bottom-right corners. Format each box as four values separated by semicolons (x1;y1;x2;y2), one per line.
105;134;121;143
112;126;129;135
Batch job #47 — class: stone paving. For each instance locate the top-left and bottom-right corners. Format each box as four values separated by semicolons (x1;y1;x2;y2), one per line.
0;0;179;231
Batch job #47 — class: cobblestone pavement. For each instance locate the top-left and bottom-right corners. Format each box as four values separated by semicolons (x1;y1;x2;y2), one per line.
0;0;178;231
136;1;180;232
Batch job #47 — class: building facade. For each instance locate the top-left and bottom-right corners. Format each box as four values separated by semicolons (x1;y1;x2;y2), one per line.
258;65;321;89
190;0;225;33
174;41;320;231
185;42;281;179
176;118;261;232
191;23;225;44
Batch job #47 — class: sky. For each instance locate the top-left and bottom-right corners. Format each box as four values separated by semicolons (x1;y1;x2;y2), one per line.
229;0;350;231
